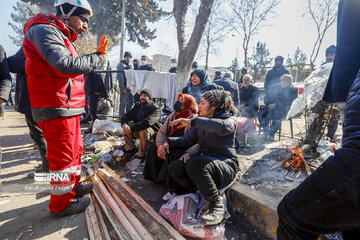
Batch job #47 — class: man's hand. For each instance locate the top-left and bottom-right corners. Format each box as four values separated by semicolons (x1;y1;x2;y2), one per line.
97;35;109;59
0;98;5;104
180;152;190;163
157;144;166;159
169;118;191;128
122;124;131;135
268;103;276;109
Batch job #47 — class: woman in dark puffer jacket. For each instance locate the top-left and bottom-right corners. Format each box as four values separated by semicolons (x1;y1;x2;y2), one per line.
165;89;239;225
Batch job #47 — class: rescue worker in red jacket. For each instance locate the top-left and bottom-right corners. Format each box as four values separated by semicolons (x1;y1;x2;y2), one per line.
23;0;108;218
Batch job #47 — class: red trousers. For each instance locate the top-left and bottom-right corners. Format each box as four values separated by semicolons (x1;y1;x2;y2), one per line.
38;115;83;213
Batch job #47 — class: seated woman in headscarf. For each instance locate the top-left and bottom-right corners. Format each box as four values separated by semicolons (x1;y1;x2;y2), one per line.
143;94;199;186
165;90;239;225
182;69;223;104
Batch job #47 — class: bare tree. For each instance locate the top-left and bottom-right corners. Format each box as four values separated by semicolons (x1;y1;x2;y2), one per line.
304;0;338;69
228;0;280;67
173;0;215;93
199;0;231;70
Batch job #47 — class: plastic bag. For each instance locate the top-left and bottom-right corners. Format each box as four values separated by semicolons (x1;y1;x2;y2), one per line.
159;174;239;240
236;117;256;138
92;119;123;135
159;192;226;240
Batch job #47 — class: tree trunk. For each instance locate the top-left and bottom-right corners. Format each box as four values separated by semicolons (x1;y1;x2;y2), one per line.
174;0;215;94
304;100;329;146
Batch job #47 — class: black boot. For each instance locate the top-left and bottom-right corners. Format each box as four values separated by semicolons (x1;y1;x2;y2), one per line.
75;182;94;197
50;197;91;219
200;197;225;225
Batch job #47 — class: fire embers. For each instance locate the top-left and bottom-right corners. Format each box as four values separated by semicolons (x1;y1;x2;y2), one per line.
272;144;312;176
284;146;311;175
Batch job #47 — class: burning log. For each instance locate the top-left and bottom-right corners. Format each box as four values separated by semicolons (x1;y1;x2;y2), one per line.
273;146;312;175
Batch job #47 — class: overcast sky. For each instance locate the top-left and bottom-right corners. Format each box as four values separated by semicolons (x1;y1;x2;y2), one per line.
1;0;337;68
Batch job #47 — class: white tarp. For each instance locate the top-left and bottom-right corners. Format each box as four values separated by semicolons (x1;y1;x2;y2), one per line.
124;70;177;109
287;62;333;119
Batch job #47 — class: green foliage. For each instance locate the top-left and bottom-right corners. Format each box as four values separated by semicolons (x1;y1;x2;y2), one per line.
10;0;169;48
8;2;40;47
286;47;310;82
249;42;272;82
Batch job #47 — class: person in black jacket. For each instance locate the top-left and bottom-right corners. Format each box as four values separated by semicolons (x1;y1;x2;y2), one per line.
277;73;360;240
121;89;161;160
84;71;109;121
169;58;177;73
182;68;223;103
0;45;12;118
139;55;155;71
133;59;140;70
166;90;239;225
214;71;240;106
239;74;259;118
0;45;12;177
7;47;49;173
260;74;298;140
264;56;290;105
117;51;133;116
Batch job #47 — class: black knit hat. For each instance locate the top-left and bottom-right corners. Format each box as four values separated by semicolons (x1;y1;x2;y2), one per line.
124;51;132;58
140;89;152;99
275;56;284;63
326;45;336;56
56;3;91;22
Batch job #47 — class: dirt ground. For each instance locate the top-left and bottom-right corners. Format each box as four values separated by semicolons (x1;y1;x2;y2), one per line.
0;106;341;240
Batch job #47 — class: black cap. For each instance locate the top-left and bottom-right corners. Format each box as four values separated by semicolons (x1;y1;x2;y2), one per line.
326;45;336;56
192;61;198;69
275;56;284;63
215;71;221;76
241;67;248;74
140;89;152;99
124;51;132;58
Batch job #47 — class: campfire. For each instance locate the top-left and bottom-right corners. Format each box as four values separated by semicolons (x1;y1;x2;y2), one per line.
272;144;312;175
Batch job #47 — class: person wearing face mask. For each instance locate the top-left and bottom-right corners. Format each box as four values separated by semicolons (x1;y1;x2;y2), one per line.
169;58;177;73
165;90;239;225
139;55;155;71
22;0;107;218
182;68;223;103
120;89;161;161
264;56;290;106
143;94;198;199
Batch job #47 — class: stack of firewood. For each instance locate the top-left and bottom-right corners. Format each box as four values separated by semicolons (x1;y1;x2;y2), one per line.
84;162;185;240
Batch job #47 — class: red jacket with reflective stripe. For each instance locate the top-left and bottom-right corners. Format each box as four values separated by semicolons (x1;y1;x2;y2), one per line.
23;14;103;122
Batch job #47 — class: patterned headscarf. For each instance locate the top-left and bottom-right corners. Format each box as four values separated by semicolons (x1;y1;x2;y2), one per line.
168;94;198;137
202;90;233;113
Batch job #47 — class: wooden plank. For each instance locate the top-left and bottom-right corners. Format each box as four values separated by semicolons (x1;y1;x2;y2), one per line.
92;187;131;240
89;168;143;240
91;194;111;240
84;193;103;240
103;179;154;240
99;163;185;240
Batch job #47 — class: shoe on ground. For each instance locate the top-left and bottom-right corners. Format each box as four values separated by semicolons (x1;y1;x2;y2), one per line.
200;198;225;225
162;191;177;201
50;196;91;219
75;182;94;197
